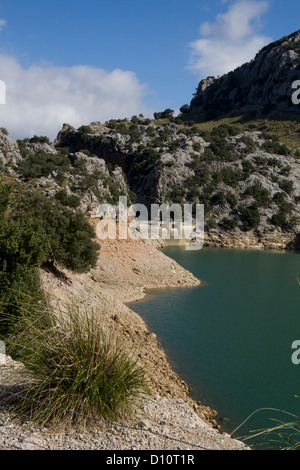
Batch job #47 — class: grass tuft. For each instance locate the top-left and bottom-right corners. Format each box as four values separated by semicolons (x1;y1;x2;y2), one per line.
9;303;150;428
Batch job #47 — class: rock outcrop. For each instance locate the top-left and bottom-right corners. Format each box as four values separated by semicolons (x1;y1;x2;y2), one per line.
189;30;300;120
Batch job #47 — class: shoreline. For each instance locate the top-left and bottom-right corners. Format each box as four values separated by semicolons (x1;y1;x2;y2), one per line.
39;237;224;427
0;237;250;450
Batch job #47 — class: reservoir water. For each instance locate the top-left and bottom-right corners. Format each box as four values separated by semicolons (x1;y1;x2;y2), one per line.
129;246;300;448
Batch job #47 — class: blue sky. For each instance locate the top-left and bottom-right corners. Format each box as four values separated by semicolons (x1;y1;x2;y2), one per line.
0;0;299;139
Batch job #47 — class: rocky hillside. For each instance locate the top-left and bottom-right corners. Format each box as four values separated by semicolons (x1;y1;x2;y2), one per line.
1;115;300;250
0;31;300;250
188;29;300;121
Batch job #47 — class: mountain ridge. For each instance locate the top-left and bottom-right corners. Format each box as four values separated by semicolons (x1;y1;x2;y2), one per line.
186;29;300;121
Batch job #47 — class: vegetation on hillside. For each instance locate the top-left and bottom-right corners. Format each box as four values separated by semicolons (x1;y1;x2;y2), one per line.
0;177;148;426
0;179;99;335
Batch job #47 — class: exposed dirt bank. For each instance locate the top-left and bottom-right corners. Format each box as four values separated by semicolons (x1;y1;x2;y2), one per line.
0;238;250;450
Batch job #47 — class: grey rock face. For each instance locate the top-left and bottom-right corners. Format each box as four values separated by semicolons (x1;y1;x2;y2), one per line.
189;30;300;120
0;129;22;166
1;31;300;249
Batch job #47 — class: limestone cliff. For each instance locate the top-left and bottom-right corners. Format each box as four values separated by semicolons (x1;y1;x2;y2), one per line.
189;30;300;120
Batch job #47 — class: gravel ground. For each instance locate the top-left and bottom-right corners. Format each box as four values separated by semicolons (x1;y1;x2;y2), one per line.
0;356;250;451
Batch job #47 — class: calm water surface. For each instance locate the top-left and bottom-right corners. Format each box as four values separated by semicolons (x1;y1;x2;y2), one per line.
129;246;300;447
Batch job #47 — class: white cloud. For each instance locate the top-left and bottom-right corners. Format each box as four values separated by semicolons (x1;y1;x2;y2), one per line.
0;55;152;140
187;0;272;79
0;19;7;31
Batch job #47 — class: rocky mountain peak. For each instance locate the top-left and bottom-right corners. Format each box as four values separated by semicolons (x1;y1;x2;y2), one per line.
189;30;300;121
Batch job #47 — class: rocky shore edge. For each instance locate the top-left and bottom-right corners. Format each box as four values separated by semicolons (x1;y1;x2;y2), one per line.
0;238;250;450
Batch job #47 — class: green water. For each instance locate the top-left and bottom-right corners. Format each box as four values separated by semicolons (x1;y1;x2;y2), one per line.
129;247;300;448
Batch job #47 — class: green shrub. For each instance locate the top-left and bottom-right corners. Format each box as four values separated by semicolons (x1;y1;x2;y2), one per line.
179;104;190;114
128;124;141;143
0;220;48;335
10;189;99;274
154;109;174;120
57;189;81;208
0;182;49;334
242;160;255;178
78;125;93;134
244;184;271;206
279;179;294;195
205;216;218;229
210;137;234;161
217;167;243;187
192;142;201;152
168;186;185;204
226;192;238;208
270;211;288;228
29;135;50;144
219;216;239;230
18;150;71;181
262;140;290;156
201;149;216;163
211;191;226;205
238;204;261;231
0;182;99;334
273;192;287;206
211;124;240;138
237;136;256;154
130;147;160;177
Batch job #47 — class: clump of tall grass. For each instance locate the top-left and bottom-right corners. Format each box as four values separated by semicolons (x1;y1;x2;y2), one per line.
232;406;300;450
9;302;150;428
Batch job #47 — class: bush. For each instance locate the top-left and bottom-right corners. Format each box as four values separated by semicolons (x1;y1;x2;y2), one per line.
237;136;256;154
192;142;201;152
18;150;71;181
273;192;287;206
130;147;160;177
0;182;49;334
29;135;50;144
238;204;261;231
57;189;81;208
201;149;216;163
10;189;99;273
0;181;100;334
211;192;226;205
226;192;238;208
128;124;141;143
216;167;242;188
270;209;297;230
11;305;149;426
78;125;93;135
154;109;174;120
219;217;239;230
262;140;290;156
244;184;271;207
242;160;256;178
279;179;294;195
270;211;288;228
210;137;234;161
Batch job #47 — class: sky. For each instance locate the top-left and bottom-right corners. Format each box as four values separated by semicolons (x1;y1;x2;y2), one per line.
0;0;299;140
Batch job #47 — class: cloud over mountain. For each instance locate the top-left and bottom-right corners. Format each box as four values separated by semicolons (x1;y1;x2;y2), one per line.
0;54;152;140
187;0;272;78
